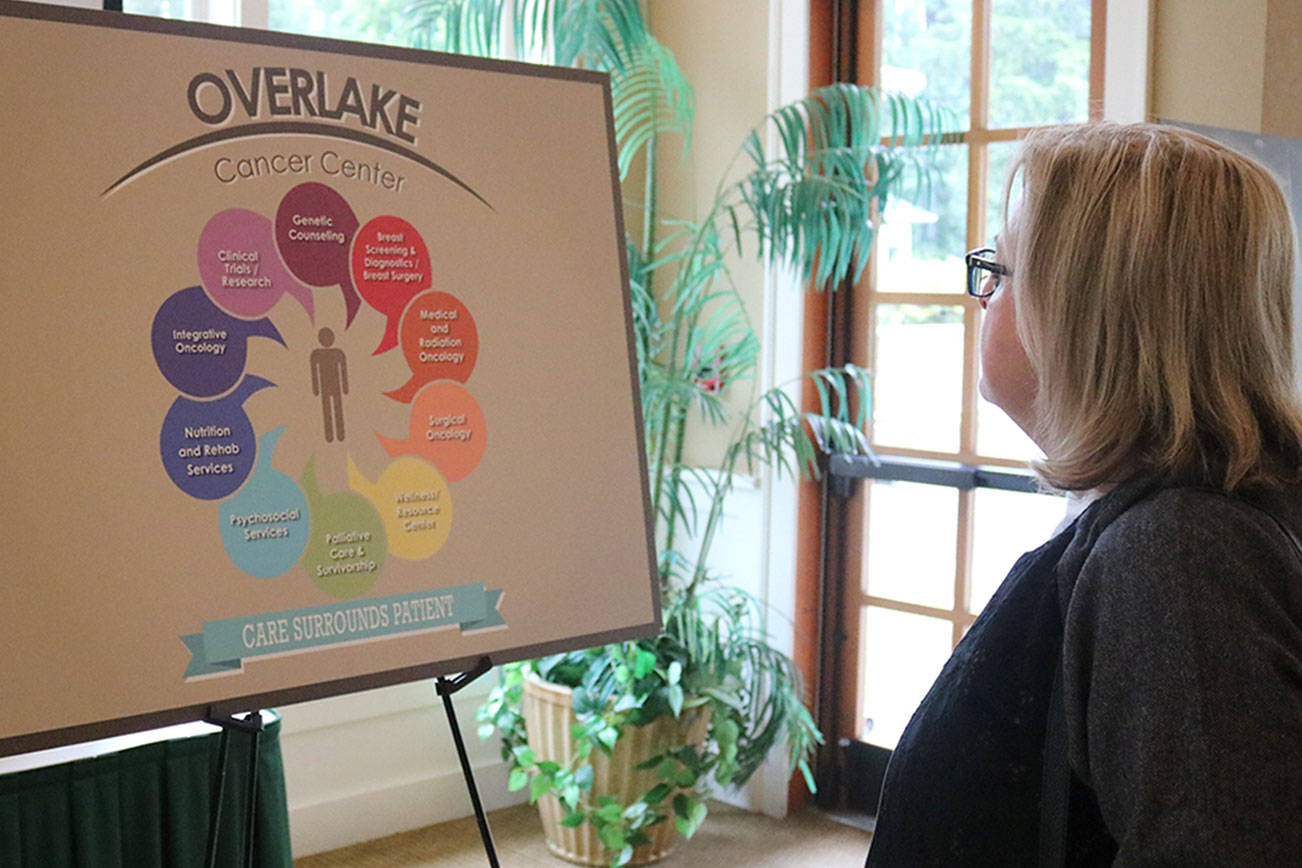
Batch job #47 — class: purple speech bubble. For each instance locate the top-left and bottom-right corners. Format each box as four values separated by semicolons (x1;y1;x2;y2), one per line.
198;208;315;321
151;286;284;399
159;375;272;500
275;183;361;326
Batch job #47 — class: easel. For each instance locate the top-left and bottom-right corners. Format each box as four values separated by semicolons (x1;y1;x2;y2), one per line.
199;657;500;867
436;656;501;867
202;711;265;868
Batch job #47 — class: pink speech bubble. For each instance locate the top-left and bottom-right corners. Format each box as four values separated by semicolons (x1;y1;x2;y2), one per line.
198;209;315;321
351;216;432;355
385;291;479;404
275;183;361;325
377;381;486;483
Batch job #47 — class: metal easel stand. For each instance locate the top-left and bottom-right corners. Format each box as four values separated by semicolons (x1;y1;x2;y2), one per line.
203;710;265;868
436;656;500;868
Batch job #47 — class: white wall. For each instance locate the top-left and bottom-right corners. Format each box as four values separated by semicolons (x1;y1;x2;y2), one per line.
1151;0;1268;131
279;676;526;857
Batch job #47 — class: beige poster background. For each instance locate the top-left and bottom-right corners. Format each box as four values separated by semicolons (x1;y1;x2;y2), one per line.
0;3;657;753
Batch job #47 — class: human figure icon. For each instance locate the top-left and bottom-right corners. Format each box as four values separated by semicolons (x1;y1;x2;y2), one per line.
311;327;348;443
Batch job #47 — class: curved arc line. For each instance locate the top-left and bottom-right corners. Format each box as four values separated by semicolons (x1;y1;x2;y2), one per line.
102;122;493;209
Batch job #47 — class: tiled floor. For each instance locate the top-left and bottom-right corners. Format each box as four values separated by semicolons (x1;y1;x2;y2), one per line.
296;801;872;867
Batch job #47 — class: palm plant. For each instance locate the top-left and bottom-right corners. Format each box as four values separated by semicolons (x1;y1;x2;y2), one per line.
408;2;958;864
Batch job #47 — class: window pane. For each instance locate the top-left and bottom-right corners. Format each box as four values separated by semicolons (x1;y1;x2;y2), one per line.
985;139;1022;243
124;0;193;18
969;488;1066;613
269;0;421;46
989;0;1092;129
872;304;965;452
882;0;972;129
859;607;953;748
877;145;968;295
865;480;957;610
977;393;1042;461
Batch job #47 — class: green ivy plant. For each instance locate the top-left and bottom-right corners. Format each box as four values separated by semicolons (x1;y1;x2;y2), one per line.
476;581;831;861
409;2;958;865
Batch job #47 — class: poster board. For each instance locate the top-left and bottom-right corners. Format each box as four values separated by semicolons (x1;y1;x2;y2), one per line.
0;0;659;756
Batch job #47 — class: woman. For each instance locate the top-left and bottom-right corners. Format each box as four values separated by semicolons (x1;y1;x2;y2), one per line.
865;123;1302;866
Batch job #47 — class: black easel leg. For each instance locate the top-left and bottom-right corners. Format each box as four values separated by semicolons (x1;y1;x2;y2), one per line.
205;726;232;868
203;711;266;868
436;657;499;868
242;711;263;868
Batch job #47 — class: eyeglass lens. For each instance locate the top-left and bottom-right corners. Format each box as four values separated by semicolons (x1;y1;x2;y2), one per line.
967;248;997;297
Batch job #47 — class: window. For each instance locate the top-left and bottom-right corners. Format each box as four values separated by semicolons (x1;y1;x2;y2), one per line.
122;0;419;42
124;0;237;25
812;0;1105;793
267;0;421;46
123;0;239;25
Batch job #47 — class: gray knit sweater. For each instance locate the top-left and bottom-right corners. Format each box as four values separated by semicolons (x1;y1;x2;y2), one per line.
866;479;1302;866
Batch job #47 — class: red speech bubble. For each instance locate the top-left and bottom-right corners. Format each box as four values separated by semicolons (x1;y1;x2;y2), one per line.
350;216;432;355
377;381;486;482
385;291;479;403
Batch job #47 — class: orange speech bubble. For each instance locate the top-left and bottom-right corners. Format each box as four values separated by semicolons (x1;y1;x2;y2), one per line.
377;381;486;482
386;291;478;403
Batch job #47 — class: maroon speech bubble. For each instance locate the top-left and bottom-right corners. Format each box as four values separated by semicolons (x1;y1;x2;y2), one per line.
275;183;360;325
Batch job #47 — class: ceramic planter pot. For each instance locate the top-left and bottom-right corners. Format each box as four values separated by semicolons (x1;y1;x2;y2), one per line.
521;669;709;865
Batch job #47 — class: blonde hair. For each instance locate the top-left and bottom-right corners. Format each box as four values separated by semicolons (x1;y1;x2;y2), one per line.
1006;122;1302;492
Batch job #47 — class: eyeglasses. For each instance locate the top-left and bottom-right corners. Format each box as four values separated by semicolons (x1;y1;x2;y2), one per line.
965;247;1011;298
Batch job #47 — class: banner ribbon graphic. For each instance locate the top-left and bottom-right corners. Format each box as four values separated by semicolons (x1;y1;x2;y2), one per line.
181;583;505;677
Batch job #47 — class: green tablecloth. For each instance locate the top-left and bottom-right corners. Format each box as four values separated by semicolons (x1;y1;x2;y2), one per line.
0;715;292;868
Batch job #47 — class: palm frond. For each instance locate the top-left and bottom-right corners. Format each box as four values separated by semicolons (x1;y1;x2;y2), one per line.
720;364;875;483
654;464;711;536
407;0;506;55
663;585;822;786
553;0;637;68
611;36;694;179
726;83;962;289
511;0;558;62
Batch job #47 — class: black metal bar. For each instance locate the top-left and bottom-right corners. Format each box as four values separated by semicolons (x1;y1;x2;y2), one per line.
204;725;232;868
436;657;499;868
242;712;263;868
974;466;1048;494
828;454;1050;495
203;711;266;868
102;0;123;11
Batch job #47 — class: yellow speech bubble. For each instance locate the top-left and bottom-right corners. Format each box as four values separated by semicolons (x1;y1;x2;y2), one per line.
348;455;452;560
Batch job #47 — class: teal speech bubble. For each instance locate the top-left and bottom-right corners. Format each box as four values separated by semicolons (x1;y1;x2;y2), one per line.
219;427;309;578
